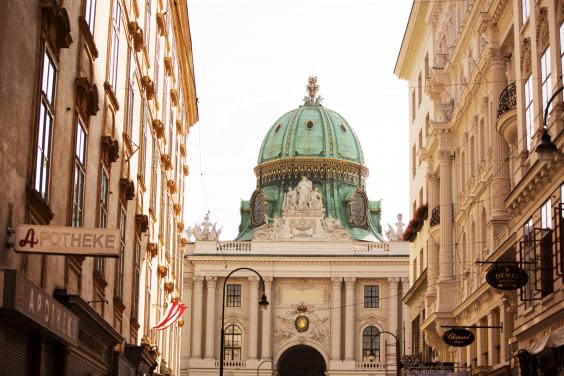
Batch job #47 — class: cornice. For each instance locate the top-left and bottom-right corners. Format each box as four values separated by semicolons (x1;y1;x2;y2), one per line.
402;268;428;305
186;256;409;266
394;0;430;79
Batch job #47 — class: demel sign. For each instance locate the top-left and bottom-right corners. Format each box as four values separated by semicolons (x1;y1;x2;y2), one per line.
15;225;120;257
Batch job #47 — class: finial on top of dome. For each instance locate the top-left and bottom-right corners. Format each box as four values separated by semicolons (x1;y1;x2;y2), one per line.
304;76;322;105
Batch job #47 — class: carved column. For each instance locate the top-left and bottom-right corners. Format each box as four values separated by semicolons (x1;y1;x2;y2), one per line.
330;277;342;361
477;318;486;367
427;173;440;299
438;150;454;283
248;276;260;360
191;275;204;358
344;277;356;361
499;299;512;363
388;277;400;368
487;310;496;366
488;48;511;219
261;277;273;359
204;276;217;359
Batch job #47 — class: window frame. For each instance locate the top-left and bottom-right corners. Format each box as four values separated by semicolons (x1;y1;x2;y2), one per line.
363;285;380;309
524;75;534;150
108;0;121;90
224;324;242;361
71;116;88;228
226;284;242;307
131;235;141;320
95;165;110;275
362;326;381;362
125;48;136;136
115;202;127;299
84;0;97;35
540;48;552;116
521;0;530;25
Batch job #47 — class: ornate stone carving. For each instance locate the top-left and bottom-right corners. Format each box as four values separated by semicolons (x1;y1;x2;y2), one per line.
41;0;73;50
75;77;99;118
119;178;135;201
188;212;222;241
135;214;149;234
275;304;329;345
349;189;368;228
100;135;119;164
536;8;549;50
386;213;405;241
520;38;532;76
250;189;266;227
253;177;351;241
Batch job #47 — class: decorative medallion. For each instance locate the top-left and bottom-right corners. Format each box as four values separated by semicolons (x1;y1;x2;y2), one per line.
295;315;309;332
250;189;266;227
349;189;368;228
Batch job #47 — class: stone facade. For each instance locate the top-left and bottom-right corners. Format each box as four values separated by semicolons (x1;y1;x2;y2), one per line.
0;0;197;374
396;0;563;374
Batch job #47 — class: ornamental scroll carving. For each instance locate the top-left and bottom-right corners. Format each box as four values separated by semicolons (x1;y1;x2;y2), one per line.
250;189;266;227
253;177;351;241
274;304;329;347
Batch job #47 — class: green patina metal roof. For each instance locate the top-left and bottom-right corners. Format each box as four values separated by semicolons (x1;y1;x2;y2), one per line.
257;104;364;164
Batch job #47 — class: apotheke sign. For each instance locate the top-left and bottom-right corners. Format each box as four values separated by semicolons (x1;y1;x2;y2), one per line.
15;225;120;257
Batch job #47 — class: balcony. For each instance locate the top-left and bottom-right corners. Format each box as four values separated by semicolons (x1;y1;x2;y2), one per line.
429;206;440;243
496;82;517;146
356;362;387;369
215;360;245;368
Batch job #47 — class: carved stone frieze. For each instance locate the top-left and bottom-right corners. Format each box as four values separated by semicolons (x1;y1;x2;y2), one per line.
520;38;532;76
101;135;119;165
274;304;329;349
536;7;549;51
75;77;99;118
41;0;73;50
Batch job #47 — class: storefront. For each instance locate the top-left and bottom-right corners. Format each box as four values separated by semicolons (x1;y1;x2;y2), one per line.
0;269;79;375
517;323;564;376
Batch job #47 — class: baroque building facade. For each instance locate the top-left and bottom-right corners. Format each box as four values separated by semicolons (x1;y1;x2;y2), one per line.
181;79;411;376
0;0;197;375
395;0;563;374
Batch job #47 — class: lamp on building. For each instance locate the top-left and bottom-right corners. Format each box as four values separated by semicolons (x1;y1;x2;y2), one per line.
536;86;562;161
219;267;269;376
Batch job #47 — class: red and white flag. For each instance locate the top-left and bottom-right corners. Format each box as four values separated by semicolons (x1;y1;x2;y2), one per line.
154;302;187;331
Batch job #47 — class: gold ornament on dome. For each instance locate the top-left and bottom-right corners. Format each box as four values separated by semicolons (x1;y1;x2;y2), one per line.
349;188;368;228
250;189;266;227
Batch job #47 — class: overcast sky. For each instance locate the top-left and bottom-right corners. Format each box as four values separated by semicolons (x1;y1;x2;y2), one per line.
183;0;412;240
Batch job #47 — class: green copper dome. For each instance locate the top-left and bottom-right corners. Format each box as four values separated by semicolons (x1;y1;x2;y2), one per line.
236;77;383;242
257;104;364;164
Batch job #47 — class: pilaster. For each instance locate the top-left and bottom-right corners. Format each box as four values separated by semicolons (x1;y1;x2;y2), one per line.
204;276;217;359
191;275;204;359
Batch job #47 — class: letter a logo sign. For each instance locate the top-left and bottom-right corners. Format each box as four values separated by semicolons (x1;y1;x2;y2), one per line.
19;229;38;248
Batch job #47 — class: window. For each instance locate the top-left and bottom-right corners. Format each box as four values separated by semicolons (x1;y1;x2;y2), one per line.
560;23;564;85
412;144;416;177
412;316;421;358
540;48;552;115
131;235;141;320
144;0;151;54
34;50;57;200
84;0;96;34
154;37;160;98
72;119;87;227
364;285;379;308
411;90;416;123
424;54;429;78
419;248;424;273
224;325;242;361
226;284;241;307
144;260;152;334
139;103;148;179
540;199;554;296
150;137;158;210
362;326;380;362
524;76;534;150
116;203;126;299
125;49;135;136
523;218;535;307
108;0;121;90
95;167;109;275
522;0;529;24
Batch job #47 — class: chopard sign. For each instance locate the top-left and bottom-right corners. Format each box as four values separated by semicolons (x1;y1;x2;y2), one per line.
15;225;120;257
442;328;475;347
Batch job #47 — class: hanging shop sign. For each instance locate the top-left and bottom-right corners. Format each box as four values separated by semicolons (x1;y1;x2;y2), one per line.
442;328;475;347
485;264;529;290
15;225;120;257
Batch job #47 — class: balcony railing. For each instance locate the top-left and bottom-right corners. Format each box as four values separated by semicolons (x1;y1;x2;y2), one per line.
497;82;516;119
430;206;440;227
216;241;252;252
215;360;246;368
356;361;387;369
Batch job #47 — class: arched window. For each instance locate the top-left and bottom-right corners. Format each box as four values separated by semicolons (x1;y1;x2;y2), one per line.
362;326;380;362
224;325;242;360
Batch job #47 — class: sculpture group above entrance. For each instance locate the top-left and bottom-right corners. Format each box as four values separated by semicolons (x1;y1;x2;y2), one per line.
253;177;351;241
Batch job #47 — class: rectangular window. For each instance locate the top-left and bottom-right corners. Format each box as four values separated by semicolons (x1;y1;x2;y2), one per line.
95;167;109;275
522;0;529;24
144;0;151;54
84;0;97;34
539;199;553;296
418;73;422;106
560;23;564;85
412;144;416;177
523;218;535;308
116;204;126;299
131;236;141;320
364;285;379;308
541;199;552;230
226;284;241;307
72;118;87;227
125;49;135;136
411;90;416;123
154;37;160;98
139;104;148;179
150;138;158;211
108;0;121;90
144;260;152;334
34;49;57;200
540;48;552;115
524;75;534;150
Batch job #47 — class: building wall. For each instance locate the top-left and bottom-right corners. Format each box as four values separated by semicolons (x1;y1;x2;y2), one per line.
0;0;197;374
396;0;563;373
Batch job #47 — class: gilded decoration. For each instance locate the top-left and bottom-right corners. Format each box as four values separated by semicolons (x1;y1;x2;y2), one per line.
275;303;329;346
250;189;266;227
254;157;368;186
349;188;368;228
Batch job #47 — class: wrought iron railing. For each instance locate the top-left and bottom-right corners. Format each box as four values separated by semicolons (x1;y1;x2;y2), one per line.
497;82;516;119
430;206;440;227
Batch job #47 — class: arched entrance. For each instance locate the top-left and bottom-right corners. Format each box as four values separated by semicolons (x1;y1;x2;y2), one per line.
277;345;326;376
